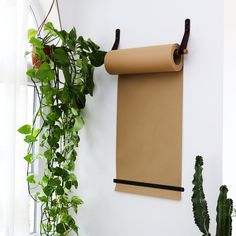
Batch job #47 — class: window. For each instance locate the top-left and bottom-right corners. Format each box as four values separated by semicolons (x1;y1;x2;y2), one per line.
26;7;40;235
24;3;60;234
27;86;38;234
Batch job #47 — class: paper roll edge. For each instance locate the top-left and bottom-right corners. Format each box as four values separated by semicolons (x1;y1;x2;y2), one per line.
172;43;184;72
105;43;184;75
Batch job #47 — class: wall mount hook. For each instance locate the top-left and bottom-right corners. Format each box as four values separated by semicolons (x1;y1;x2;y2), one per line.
111;29;120;50
110;19;190;53
177;18;190;55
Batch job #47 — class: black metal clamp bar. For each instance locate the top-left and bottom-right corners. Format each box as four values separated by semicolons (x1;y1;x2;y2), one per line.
114;179;184;192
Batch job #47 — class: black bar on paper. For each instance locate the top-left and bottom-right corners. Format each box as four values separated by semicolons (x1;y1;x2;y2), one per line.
113;179;184;192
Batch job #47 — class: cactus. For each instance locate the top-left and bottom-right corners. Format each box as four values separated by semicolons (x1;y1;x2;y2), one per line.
192;156;233;236
216;186;233;236
192;156;211;236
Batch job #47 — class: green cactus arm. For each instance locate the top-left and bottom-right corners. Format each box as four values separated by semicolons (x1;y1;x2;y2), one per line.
225;198;233;236
216;185;233;236
216;185;227;236
191;156;211;236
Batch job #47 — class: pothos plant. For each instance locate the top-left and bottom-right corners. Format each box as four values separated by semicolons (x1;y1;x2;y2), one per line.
18;22;106;235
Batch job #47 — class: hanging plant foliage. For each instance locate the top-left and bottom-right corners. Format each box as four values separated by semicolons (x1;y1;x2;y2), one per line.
18;22;106;235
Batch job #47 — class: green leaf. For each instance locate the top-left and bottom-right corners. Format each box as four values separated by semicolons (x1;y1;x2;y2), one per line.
42;175;49;183
38;195;48;203
24;153;33;164
65;181;72;190
47;112;59;122
48;178;61;187
73;116;84;131
72;180;78;188
89;50;106;67
59;86;70;104
44;149;52;161
69;173;77;182
63;215;78;234
71;108;78;116
44;22;54;30
60;195;69;205
46;224;52;232
56;152;65;163
53;47;70;67
81;56;88;75
71;195;83;213
45;95;53;106
78;36;90;51
18;124;31;134
76;59;82;67
67;28;77;50
48;206;58;217
47;70;55;81
70;224;78;235
57;30;68;43
87;38;100;51
29;37;44;49
47;135;60;149
40;85;51;93
62;66;71;85
43;186;54;196
24;135;37;143
85;65;94;96
52;125;61;142
26;68;36;78
71;150;77;161
33;47;46;61
56;223;69;234
36;62;54;82
47;106;62;123
75;90;86;109
69;27;77;41
71;196;83;205
27;29;37;40
56;186;64;195
67;161;75;171
27;174;36;184
67;39;76;51
53;167;64;177
38;61;50;71
44;22;57;36
33;128;40;137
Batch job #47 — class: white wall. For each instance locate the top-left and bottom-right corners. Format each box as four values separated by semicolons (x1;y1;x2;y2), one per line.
224;0;236;233
59;0;223;235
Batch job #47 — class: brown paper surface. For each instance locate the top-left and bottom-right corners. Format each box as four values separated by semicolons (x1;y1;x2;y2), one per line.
105;44;183;200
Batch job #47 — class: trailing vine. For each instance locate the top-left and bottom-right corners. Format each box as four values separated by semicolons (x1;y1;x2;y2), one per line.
18;22;106;235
